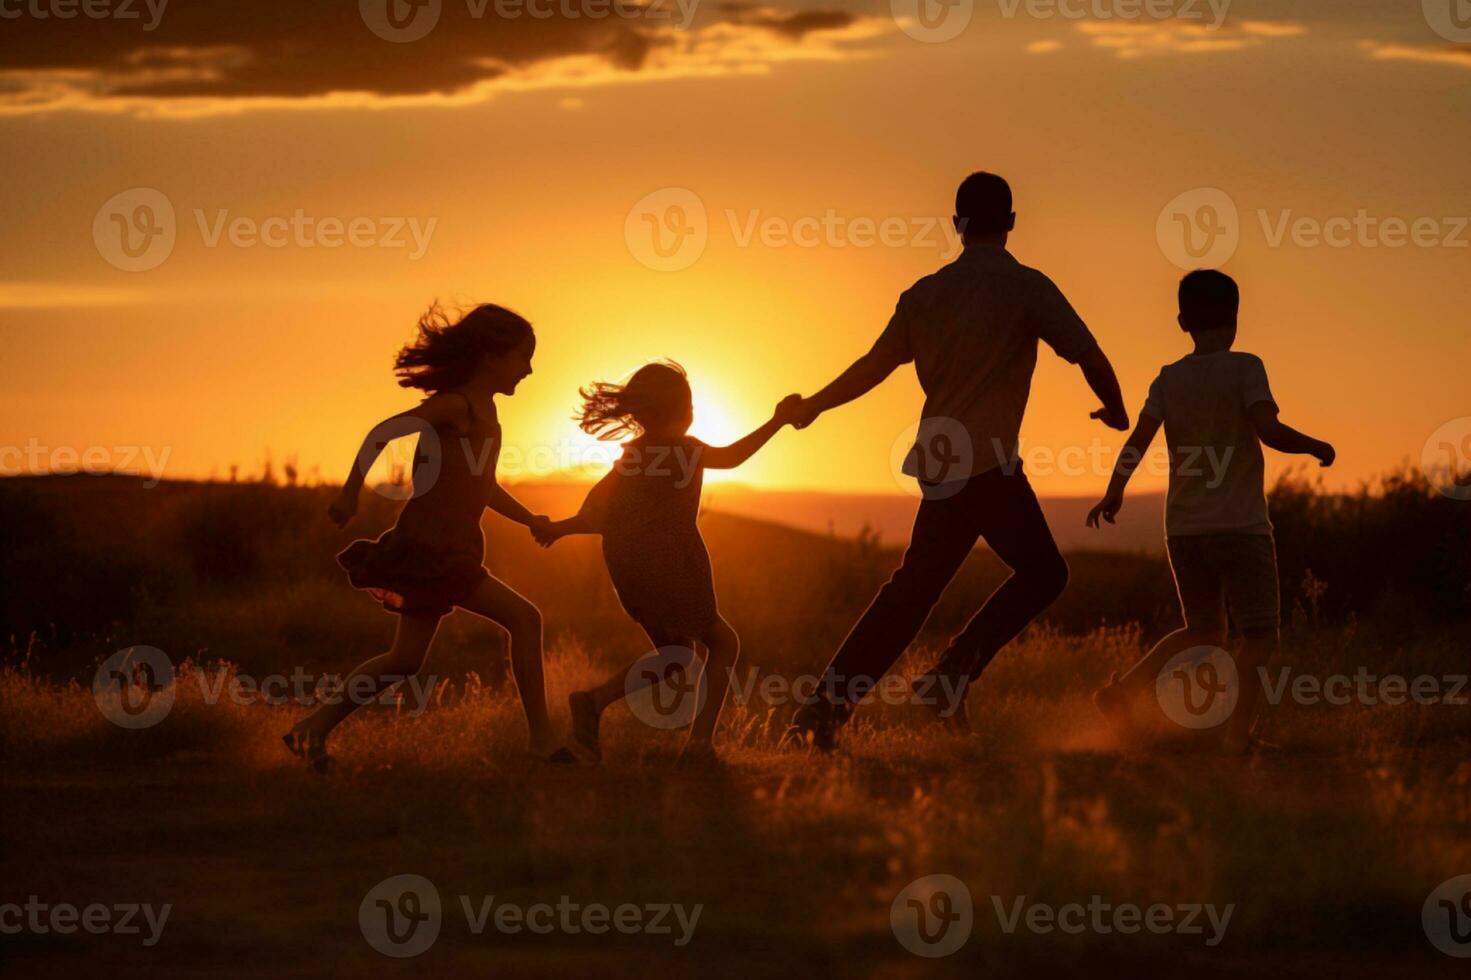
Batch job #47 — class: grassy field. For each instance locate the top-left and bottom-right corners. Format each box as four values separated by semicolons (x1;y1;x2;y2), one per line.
2;474;1469;977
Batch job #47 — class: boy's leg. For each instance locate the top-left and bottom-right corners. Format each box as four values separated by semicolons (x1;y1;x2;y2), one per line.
1217;534;1281;753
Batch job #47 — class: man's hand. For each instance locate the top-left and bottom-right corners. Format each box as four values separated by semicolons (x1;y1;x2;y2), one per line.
790;397;823;431
327;489;358;528
528;515;556;547
773;394;805;427
1313;441;1336;468
1090;405;1130;431
1086;490;1124;528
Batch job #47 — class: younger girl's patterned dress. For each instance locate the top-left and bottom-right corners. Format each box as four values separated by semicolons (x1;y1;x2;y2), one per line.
338;393;496;617
585;435;719;640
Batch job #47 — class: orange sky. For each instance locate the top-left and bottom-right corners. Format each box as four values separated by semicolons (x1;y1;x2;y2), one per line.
1;1;1467;497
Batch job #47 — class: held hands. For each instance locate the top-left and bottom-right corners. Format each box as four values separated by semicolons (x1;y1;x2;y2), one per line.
774;394;806;427
1090;405;1130;432
1086;490;1124;529
528;515;559;548
327;489;358;528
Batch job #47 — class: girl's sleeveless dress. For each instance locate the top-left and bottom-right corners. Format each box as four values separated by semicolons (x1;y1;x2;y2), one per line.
590;435;720;640
337;394;496;617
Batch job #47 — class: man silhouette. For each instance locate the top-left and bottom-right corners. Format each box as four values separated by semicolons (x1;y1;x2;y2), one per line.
785;172;1130;750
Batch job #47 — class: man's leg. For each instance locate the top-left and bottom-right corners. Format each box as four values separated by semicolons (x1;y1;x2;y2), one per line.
793;478;983;740
931;469;1070;683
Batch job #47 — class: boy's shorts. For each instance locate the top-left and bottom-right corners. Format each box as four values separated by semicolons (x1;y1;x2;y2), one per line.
1166;533;1280;635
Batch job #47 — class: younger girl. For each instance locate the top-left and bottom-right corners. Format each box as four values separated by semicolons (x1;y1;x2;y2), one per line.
284;303;570;768
536;361;800;763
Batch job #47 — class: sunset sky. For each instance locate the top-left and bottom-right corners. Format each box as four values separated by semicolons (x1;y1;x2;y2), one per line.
1;0;1466;497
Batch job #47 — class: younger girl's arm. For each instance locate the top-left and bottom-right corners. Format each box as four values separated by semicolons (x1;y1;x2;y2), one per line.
700;395;803;470
535;471;613;547
329;395;468;527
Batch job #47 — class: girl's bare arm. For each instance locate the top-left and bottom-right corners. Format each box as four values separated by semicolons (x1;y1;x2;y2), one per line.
329;395;469;527
701;396;802;470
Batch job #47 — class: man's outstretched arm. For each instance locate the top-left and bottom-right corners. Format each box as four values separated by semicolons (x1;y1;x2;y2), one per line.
794;344;907;429
1078;344;1130;431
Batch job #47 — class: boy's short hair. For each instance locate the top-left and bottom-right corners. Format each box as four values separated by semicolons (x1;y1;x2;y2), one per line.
1178;269;1239;331
955;172;1013;234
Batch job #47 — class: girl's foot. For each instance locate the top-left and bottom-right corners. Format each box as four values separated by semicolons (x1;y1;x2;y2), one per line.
282;725;332;773
568;691;602;763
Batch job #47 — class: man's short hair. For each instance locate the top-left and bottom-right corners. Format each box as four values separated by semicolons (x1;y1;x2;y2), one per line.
955;172;1013;234
1178;269;1240;330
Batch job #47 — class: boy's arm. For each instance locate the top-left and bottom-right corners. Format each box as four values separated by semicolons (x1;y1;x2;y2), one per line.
702;396;802;469
1078;344;1130;431
1249;403;1335;465
1087;413;1162;527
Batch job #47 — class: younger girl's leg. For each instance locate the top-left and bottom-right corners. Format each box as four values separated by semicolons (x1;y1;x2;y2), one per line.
570;629;694;761
457;576;558;755
286;612;441;751
685;617;740;750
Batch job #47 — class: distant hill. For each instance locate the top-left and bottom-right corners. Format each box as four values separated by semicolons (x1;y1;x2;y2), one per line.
510;481;1168;554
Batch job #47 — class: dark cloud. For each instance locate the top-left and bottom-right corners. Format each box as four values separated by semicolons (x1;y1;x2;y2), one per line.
0;1;862;109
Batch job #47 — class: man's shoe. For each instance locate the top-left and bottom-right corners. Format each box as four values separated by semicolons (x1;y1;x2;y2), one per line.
781;703;841;752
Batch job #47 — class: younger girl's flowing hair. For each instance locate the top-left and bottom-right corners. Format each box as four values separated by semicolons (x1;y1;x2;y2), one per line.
576;361;690;441
394;303;534;392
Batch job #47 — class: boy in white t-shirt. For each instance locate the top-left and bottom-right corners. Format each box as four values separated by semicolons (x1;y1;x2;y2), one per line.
1087;270;1335;753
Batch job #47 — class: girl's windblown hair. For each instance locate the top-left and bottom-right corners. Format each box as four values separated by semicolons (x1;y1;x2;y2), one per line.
577;361;690;441
395;303;533;392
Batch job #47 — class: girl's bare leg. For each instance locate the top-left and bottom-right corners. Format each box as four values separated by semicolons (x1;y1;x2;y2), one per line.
287;612;441;748
571;630;695;761
456;576;559;754
684;617;739;751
